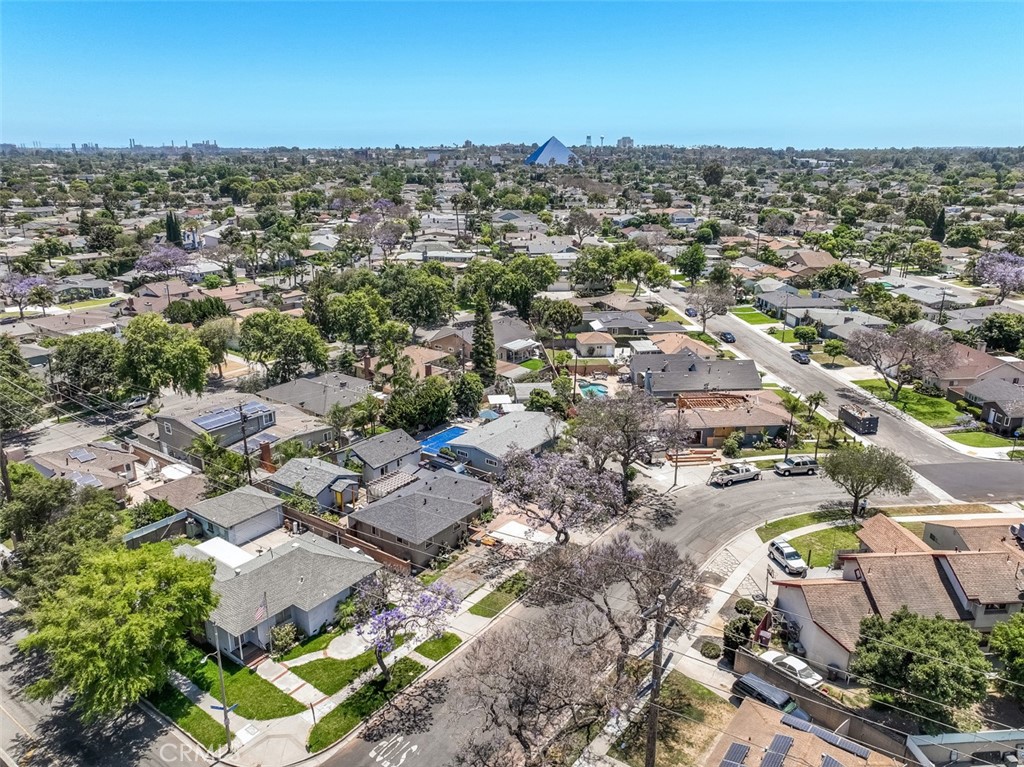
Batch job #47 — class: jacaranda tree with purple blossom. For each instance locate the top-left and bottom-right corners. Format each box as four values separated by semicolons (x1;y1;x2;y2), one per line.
975;251;1024;304
499;447;624;545
356;572;459;682
135;244;193;276
3;275;49;318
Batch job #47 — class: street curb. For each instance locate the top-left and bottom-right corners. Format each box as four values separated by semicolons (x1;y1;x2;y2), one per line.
137;698;244;767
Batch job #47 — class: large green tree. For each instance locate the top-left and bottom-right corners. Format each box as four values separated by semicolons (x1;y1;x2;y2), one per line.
195;317;237;378
979;312;1024;354
20;543;217;722
452;372;484;417
818;443;915;520
674;243;707;286
851;608;989;728
239;312;327;383
471;290;496;387
989;612;1024;701
0;333;47;432
119;314;210;397
51;331;124;397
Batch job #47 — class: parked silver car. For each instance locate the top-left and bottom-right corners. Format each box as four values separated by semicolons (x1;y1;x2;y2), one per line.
760;649;824;689
768;538;808;575
710;462;762;487
774;455;818;476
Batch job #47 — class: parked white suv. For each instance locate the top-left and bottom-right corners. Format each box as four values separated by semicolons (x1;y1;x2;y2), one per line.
760;649;824;689
768;538;808;576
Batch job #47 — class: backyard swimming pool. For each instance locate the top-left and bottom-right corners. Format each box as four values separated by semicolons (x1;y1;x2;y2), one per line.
419;426;468;454
578;379;609;398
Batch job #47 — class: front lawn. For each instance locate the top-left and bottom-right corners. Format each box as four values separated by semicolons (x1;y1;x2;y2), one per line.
852;380;961;428
766;328;799;343
739;441;816;458
184;656;305;720
149;684;229;751
877;503;995;517
810;352;858;368
278;628;343;662
730;307;777;325
685;331;719;348
468;571;530;619
608;670;734;767
519;358;546;371
414;632;462;662
291;650;378;695
658;307;688;323
757;510;849;542
945;431;1015;448
786;525;862;567
307;657;425;753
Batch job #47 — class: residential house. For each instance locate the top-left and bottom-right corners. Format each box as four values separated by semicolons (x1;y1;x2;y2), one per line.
511;382;555;403
583;310;651;336
909;729;1024;767
18;343;51;376
201;283;265;311
264;457;360;511
258;372;373;418
788;308;889;339
705;699;900;767
785;249;837;277
126;279;200;315
673;390;789;448
25;310;118;339
186;485;285;545
889;285;970;316
178;259;226;284
631;351;762;401
25;441;138;499
855;513;931;554
751;277;797;296
754;291;842;321
360;345;451;382
345;429;422;484
923;342;1024;394
144;474;207;512
422;315;536;365
964;378;1024;435
575;331;616;358
347;470;492;569
942;304;1024;333
51;275;112;302
651;333;717;359
447;411;565;474
180;532;379;665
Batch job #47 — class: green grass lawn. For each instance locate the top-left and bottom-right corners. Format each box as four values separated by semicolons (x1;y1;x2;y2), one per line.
519;358;546;371
615;281;639;294
149;684;229;751
290;650;378;695
767;328;799;343
608;670;734;767
685;331;720;348
185;657;305;720
852;379;961;428
945;431;1015;448
757;510;851;542
730;307;777;325
307;658;425;753
877;502;995;516
739;441;816;458
468;571;530;619
414;632;462;662
1011;450;1024;460
810;352;859;368
277;629;343;662
58;297;117;310
658;307;687;323
787;525;862;567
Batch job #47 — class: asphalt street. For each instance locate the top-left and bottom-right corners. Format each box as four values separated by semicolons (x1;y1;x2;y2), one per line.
658;289;1024;502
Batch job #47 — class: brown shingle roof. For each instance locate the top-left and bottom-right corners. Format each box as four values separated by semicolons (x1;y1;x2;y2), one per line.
576;331;614;345
856;514;930;554
852;553;968;620
943;552;1024;604
778;579;876;652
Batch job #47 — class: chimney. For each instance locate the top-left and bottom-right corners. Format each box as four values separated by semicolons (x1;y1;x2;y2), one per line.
976;341;987;353
363;353;372;375
259;440;275;472
425;362;433;377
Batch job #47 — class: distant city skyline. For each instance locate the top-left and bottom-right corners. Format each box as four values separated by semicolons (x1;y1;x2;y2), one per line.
3;1;1022;150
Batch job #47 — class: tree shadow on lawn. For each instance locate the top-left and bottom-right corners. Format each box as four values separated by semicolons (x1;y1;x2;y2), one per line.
359;678;451;741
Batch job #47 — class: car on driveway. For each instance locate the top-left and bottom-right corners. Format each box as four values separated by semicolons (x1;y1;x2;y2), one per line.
759;650;824;689
718;331;736;343
685;306;698;317
710;462;761;487
768;538;808;575
122;394;151;409
791;350;811;364
774;456;818;476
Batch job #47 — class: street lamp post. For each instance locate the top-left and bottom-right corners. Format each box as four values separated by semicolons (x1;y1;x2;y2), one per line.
206;625;233;754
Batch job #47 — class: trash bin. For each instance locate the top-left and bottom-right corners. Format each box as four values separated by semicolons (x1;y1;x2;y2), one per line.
826;663;840;682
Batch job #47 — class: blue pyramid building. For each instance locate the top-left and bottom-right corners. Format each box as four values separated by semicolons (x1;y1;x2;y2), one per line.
524;136;577;166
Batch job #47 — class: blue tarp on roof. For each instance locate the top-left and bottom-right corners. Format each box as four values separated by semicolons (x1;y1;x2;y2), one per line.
524;136;577;166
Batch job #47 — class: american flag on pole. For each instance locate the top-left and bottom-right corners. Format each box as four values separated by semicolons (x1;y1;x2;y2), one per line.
254;593;268;622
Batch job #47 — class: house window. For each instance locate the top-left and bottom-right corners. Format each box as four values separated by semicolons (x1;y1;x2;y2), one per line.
397;537;405;544
484;458;498;467
371;526;377;535
306;440;313;448
163;424;172;435
324;432;332;442
262;413;273;426
928;533;937;542
456;449;468;458
984;604;1008;614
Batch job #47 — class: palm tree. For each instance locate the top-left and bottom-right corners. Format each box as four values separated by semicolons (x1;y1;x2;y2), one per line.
805;391;828;420
349;394;384;438
190;433;224;468
27;284;54;316
781;396;804;461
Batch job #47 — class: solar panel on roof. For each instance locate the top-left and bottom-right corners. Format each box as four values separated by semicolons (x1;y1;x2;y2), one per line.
68;448;96;462
760;735;793;767
822;755;845;767
721;742;750;767
810;728;869;759
193;409;239;430
242;401;270;415
781;714;812;732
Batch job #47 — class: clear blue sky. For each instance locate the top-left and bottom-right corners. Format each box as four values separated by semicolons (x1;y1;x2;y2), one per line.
3;1;1022;149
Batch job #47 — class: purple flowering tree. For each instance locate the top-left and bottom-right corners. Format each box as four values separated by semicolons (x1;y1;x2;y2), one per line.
499;447;624;545
371;220;406;264
4;275;49;318
135;244;193;276
356;573;459;682
975;251;1024;304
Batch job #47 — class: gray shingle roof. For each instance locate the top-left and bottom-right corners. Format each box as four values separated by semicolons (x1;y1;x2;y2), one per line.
258;373;371;416
268;458;358;497
187;486;282;529
391;470;491;506
349;493;479;545
448;411;565;458
965;378;1024;415
181;532;380;636
349;430;421;470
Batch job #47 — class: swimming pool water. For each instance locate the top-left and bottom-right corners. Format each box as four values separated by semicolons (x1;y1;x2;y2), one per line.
579;380;609;398
419;426;468;454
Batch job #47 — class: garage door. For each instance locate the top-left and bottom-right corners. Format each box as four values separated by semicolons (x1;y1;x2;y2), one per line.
230;508;283;545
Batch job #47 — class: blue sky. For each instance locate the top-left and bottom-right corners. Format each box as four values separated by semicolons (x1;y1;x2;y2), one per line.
3;1;1022;149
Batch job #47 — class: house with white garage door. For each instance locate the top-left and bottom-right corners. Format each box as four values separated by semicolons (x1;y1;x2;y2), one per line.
186;485;284;546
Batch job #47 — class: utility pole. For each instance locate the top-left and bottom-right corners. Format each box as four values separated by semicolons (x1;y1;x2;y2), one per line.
237;403;254;484
0;429;13;503
643;579;680;767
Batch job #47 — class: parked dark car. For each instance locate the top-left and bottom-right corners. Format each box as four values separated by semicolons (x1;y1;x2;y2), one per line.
791;351;811;364
718;331;736;343
685;307;698;317
731;673;811;721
